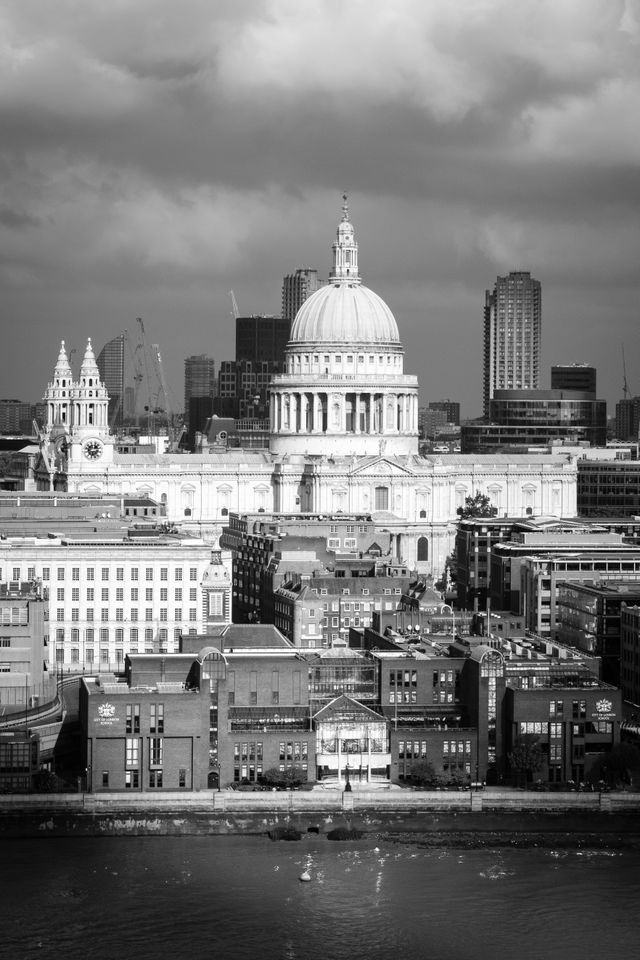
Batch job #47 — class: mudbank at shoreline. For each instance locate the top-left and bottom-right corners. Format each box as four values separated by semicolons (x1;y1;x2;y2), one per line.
1;803;640;847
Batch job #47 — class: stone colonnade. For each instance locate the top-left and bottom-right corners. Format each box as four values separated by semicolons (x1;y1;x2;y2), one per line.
270;389;419;436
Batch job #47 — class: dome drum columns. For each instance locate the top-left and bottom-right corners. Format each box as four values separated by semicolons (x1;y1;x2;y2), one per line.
270;388;418;437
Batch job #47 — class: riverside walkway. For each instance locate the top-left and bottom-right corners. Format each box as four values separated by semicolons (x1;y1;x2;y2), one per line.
1;785;638;815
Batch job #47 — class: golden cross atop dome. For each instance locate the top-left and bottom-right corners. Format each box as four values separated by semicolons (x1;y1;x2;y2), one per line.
342;193;349;220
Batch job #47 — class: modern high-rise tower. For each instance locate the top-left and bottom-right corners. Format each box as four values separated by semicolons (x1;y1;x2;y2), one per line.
281;268;320;322
184;354;216;447
96;334;125;430
483;271;541;417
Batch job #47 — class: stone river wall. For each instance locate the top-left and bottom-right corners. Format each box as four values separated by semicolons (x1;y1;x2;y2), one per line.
1;788;640;844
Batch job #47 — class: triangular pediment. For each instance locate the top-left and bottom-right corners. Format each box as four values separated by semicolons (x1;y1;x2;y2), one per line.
348;456;416;478
313;694;385;723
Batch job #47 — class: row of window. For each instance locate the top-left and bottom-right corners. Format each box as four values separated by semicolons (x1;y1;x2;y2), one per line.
55;588;197;601
519;721;613;736
125;704;164;734
56;627;182;642
120;769;187;789
3;567;200;582
0;607;28;626
288;353;401;369
125;736;164;767
55;607;198;621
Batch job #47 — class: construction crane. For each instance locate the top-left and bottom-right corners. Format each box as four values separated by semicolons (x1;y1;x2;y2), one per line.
229;290;240;320
151;343;172;434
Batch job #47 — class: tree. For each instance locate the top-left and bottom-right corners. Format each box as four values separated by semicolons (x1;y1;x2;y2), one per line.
33;770;60;793
508;735;544;787
588;743;640;788
409;758;437;787
457;492;498;519
261;766;307;789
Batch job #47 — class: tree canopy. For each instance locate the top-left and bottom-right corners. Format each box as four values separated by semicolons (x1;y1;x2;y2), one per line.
588;743;640;787
261;766;307;789
409;758;437;787
508;735;544;787
457;492;498;519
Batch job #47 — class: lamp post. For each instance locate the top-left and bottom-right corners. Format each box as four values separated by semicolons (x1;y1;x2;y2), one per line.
345;761;352;792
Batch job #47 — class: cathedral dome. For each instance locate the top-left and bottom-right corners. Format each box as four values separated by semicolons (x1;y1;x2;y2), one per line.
288;195;400;346
290;282;400;345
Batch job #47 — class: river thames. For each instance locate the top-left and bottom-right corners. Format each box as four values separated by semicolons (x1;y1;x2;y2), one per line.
1;835;638;960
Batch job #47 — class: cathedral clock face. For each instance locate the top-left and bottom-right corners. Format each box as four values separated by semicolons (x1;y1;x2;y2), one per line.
83;439;103;461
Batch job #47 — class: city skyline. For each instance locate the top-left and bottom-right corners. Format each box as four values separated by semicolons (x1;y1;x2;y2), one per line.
1;1;639;418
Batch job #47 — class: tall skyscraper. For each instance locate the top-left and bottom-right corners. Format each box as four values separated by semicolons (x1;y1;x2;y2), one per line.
96;334;125;430
184;354;216;447
483;271;541;417
282;268;320;322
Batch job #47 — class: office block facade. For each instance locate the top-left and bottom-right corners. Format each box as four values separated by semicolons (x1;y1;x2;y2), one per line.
184;355;216;447
578;460;640;516
282;268;320;323
551;364;597;394
96;334;125;430
483;271;541;417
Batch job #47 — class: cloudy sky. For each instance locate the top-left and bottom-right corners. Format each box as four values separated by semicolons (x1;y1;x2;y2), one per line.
2;0;639;419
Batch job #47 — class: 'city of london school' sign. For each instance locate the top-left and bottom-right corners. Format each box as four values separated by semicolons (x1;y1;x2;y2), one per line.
591;698;616;721
96;702;117;726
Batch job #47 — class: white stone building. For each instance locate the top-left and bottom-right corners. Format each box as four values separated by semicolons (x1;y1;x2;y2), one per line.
0;535;231;670
36;200;578;578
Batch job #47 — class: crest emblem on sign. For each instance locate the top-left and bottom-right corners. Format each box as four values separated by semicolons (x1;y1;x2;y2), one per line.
596;699;612;714
98;702;116;719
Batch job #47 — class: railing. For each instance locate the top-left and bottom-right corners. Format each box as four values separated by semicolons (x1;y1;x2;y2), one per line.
1;788;639;816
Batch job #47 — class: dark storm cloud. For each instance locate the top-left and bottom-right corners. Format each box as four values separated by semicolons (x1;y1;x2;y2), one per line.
1;0;639;414
0;205;40;229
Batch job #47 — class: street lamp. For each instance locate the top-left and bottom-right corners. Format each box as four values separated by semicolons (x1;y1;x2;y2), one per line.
344;762;352;792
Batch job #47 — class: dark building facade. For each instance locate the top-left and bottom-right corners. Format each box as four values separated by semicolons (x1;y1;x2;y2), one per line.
235;315;291;366
462;390;607;453
0;400;35;436
428;399;460;426
214;359;282;422
184;355;216;448
81;660;210;792
620;604;640;706
551;364;597;394
555;581;640;686
97;334;125;430
78;624;622;792
578;459;640;516
614;397;640;441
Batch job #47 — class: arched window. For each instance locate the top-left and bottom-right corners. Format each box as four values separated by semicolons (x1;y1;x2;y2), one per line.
419;509;427;519
417;536;429;561
375;486;389;511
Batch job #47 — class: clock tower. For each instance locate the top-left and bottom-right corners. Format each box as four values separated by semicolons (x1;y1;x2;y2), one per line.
67;338;114;469
40;338;114;486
